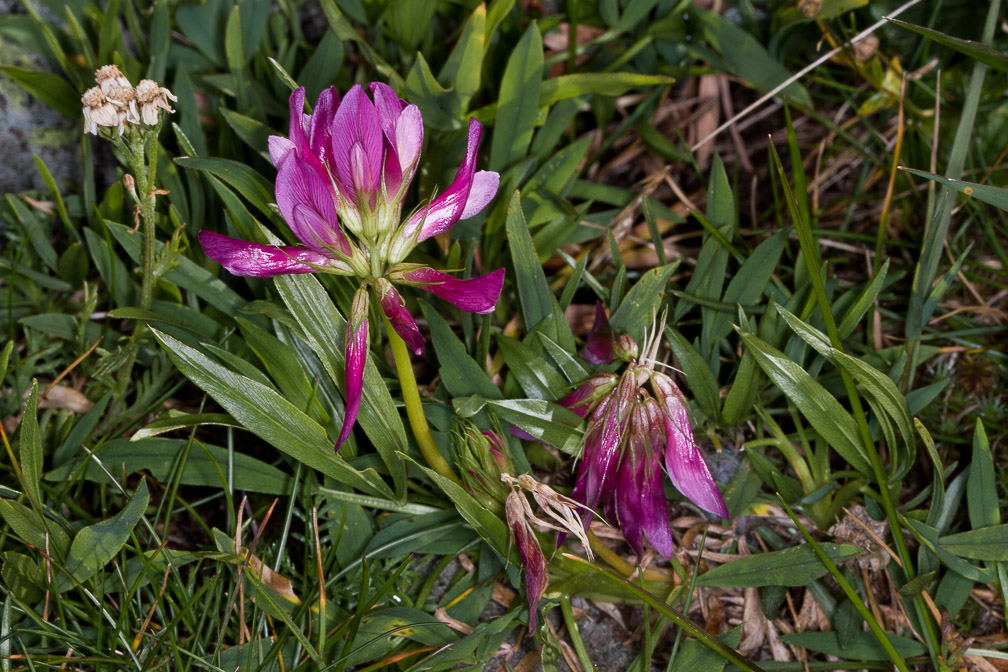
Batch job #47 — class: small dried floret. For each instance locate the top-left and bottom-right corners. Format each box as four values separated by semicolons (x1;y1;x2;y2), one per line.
95;64;132;95
105;84;140;134
81;86;119;135
135;79;177;125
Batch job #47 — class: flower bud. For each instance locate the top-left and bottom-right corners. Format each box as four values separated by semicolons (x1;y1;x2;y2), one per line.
558;372;618;418
453;421;513;504
505;490;548;632
613;333;639;362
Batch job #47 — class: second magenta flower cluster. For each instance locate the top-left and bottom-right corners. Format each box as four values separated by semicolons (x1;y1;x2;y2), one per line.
199;83;504;450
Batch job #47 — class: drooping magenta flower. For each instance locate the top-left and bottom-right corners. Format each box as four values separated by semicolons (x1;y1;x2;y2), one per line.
561;310;728;559
199;84;503;451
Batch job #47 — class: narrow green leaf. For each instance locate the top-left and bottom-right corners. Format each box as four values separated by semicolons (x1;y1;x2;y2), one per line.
903;167;1008;212
940;526;1008;562
439;3;486;111
497;334;566;401
18;383;42;507
0;500;70;560
697;544;863;587
482;398;582;456
888;18;1008;73
778;631;925;662
707;229;788;344
272;272;409;498
837;260;889;338
423;303;501;400
61;480;149;587
490;23;543;172
736;329;871;474
506;192;554;334
609;263;678;344
131;413;238;440
0;67;79;117
221;108;272;159
967;419;999;529
175;157;275;217
665;328;720;422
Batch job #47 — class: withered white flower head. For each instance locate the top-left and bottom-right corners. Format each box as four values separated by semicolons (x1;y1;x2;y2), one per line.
95;64;132;96
135;79;177;126
105;84;140;134
81;86;119;135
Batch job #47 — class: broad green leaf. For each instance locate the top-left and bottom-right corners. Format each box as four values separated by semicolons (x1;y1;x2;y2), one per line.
483;398;582;456
967;420;999;530
175;157;274;217
439;3;486;111
153;329;394;499
46;437;291;495
497;334;567;401
888;18;1008;73
939;525;1008;562
423;303;501;400
298;30;344;101
318;0;404;90
776;305;913;450
273;272;408;498
0;66;79;117
405;53;456;130
906;518;992;583
18;383;42;506
221;108;272;159
903;167;1008;212
736;329;871;474
60;480;149;587
779;631;925;662
506;193;554;335
490;23;543;172
707;230;788;344
131;412;238;440
403;454;515;563
537;333;588;384
387;0;437;49
0;499;70;560
609;263;678;344
539;72;673;108
105;221;246;316
696;543;863;587
721;349;760;425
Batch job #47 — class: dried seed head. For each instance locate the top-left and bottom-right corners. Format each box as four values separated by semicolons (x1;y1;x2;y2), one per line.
81;86;119;135
95;64;132;95
135;79;177;125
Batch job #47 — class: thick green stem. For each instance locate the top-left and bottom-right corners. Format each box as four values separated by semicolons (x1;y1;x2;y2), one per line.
384;316;462;486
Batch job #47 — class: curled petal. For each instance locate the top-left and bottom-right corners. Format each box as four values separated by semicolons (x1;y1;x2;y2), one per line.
336;288;369;452
199;231;328;277
393;266;504;315
288;87;307;151
268;136;296;168
369;82;406;141
394;105;423;179
584;301;615;365
377;278;424;356
505;491;548;632
459;170;499;220
309;86;338;165
402;118;487;242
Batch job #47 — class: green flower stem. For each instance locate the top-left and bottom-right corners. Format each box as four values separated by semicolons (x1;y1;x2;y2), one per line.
383;316;462;487
585;529;673;583
770;142;940;661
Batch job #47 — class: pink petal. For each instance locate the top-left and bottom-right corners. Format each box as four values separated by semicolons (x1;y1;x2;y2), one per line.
459;170;500;220
558;372;619;418
198;231;328;277
584;301;615;365
641;415;675;558
394;266;504;314
652;374;728;518
614;441;644;559
331;84;383;200
394;105;423;177
369;81;406;142
377;278;424;356
402;118;484;242
288;87;306;151
309;86;338;165
275;157;340;251
336;288;369;452
268;136;296;168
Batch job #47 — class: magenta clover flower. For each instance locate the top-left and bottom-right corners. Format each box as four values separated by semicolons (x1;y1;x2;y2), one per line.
561;309;728;560
199;83;503;451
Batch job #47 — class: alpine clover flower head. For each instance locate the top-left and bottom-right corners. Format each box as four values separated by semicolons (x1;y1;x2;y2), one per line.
561;310;728;560
198;84;504;452
454;421;514;505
